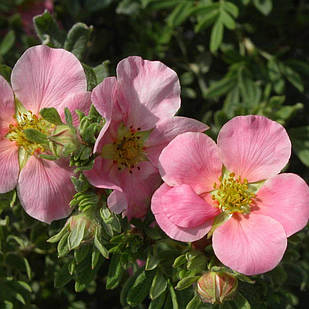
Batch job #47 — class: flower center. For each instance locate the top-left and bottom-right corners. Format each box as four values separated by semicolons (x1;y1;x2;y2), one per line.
211;172;255;214
6;111;53;155
101;123;150;173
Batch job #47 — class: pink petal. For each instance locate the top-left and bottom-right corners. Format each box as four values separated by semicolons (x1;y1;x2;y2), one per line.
213;213;287;275
11;45;87;114
217;115;291;182
159;132;222;194
84;156;122;192
116;56;180;130
58;92;91;127
107;190;128;214
145;116;209;167
160;184;219;228
0;75;15;136
17;156;75;223
0;139;19;193
119;161;162;219
151;183;213;242
254;173;309;237
91;77;116;153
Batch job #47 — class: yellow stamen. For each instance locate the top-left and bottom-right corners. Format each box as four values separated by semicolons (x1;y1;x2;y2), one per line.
101;123;149;172
211;172;255;214
6;111;53;155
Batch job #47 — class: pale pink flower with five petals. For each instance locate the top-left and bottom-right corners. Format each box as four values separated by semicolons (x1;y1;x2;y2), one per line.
0;45;90;223
85;56;208;219
152;115;309;275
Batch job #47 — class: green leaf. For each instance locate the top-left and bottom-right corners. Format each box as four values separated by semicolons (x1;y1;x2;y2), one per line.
205;76;237;98
33;11;65;47
223;2;239;18
289;126;309;167
253;0;272;15
106;254;123;289
127;270;155;306
168;282;179;309
175;276;200;291
23;258;32;280
94;229;109;259
186;295;202;309
149;291;167;309
47;224;69;243
116;0;140;15
146;252;160;271
54;263;72;288
281;65;304;92
0;30;15;56
167;2;194;27
94;60;110;84
173;254;187;268
207;212;232;238
210;20;224;53
64;23;92;60
40;107;63;125
220;10;236;30
91;247;101;269
233;293;251;309
68;218;86;250
195;6;219;32
64;108;73;126
74;245;90;264
57;231;70;257
142;0;182;10
0;64;12;82
23;129;48;145
82;63;97;91
150;271;168;300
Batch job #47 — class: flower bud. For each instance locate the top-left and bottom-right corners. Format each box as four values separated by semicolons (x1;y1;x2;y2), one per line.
49;124;80;157
67;212;99;241
197;271;238;304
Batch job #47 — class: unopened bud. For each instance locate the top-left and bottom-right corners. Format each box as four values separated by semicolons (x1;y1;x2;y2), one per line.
197;271;238;304
67;212;98;241
49;124;80;157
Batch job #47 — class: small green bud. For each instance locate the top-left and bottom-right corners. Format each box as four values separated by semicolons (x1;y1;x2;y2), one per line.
49;124;80;157
197;271;238;304
67;212;99;241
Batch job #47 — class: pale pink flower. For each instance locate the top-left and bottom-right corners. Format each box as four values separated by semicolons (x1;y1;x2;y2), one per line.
0;45;90;223
152;115;309;275
85;56;208;219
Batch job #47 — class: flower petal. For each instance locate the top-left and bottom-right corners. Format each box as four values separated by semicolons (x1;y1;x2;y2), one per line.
11;45;87;114
91;77;116;153
0;75;15;136
116;56;180;130
107;190;128;214
145;116;209;167
161;184;219;228
84;155;122;192
58;92;91;127
254;173;309;237
159;132;222;194
119;161;162;219
17;157;75;223
0;139;19;193
213;213;287;275
217;115;291;182
152;183;213;242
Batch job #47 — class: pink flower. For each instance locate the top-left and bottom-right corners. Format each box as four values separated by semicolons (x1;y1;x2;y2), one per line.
0;45;90;223
85;56;208;219
152;115;309;275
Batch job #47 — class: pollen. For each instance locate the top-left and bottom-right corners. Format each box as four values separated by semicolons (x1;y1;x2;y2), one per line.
6;111;53;155
101;123;149;172
211;172;255;214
